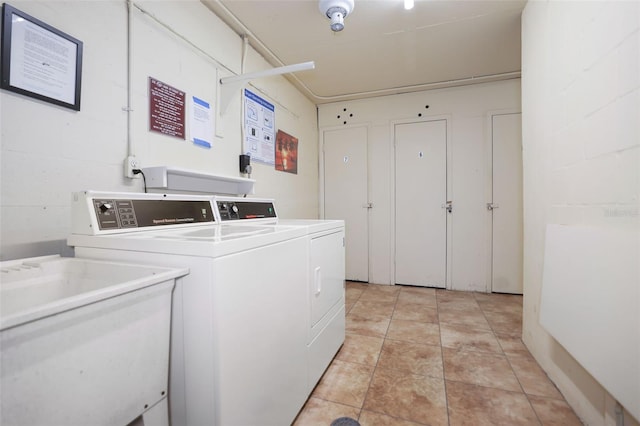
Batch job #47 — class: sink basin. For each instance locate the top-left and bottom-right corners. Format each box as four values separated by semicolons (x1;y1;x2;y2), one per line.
1;255;188;426
1;255;187;330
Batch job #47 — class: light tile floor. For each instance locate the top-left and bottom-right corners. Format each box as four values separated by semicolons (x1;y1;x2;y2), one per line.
293;282;583;426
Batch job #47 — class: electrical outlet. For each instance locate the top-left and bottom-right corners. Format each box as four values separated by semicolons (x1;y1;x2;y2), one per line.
124;156;139;178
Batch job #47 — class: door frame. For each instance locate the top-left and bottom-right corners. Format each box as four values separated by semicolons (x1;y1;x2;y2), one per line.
319;123;372;282
484;109;522;293
390;115;453;289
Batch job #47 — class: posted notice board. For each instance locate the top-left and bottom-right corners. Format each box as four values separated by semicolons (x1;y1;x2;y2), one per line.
243;89;275;165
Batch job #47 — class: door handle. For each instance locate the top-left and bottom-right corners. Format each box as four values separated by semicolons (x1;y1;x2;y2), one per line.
441;201;452;213
362;203;373;209
314;266;322;296
487;203;499;211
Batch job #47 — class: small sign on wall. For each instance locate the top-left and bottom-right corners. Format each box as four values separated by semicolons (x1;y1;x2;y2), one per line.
243;89;275;165
190;96;213;149
275;129;298;174
149;77;185;139
1;3;83;111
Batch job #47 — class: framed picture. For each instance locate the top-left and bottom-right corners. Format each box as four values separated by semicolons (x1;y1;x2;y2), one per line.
275;129;298;174
1;3;83;110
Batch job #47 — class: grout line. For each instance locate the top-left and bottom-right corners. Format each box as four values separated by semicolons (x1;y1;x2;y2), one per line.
437;290;452;426
356;283;398;422
474;292;544;425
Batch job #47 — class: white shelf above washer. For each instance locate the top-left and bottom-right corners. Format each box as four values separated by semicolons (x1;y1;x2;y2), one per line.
141;166;255;195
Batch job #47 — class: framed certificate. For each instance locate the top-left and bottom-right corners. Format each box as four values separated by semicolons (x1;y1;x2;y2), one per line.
1;3;83;110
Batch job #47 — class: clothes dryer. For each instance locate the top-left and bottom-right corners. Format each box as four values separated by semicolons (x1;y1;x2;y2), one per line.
68;191;310;426
214;196;346;392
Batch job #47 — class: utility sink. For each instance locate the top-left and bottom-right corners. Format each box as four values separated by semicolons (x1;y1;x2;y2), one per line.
0;255;188;426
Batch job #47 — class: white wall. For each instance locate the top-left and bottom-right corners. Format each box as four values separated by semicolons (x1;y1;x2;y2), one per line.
318;80;521;289
0;0;319;261
522;1;639;424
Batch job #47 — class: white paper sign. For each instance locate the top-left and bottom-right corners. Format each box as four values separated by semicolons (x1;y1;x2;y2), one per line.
9;15;77;104
190;96;213;148
243;89;275;165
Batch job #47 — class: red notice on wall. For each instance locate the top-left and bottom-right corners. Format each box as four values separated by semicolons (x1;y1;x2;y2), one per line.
275;130;298;174
149;77;186;139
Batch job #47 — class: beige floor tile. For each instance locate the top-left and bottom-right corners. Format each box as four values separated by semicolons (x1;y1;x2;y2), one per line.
346;313;391;338
358;410;426;426
377;339;443;378
335;333;384;366
476;296;523;315
312;359;375;408
293;397;360;426
437;299;483;313
436;289;476;300
350;299;396;318
359;285;400;305
436;290;478;311
398;285;437;297
397;286;438;306
346;287;365;305
528;395;582;426
508;355;563;399
360;290;399;304
346;281;369;290
446;380;539;426
437;297;481;313
483;310;523;336
443;347;521;392
386;319;441;345
393;300;438;323
496;334;530;356
438;309;492;331
363;368;448;426
440;323;503;354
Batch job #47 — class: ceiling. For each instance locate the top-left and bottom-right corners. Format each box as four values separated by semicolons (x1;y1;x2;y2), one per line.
202;0;526;104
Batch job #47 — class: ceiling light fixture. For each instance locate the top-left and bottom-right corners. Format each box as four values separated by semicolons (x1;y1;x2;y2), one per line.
319;0;355;32
404;0;414;10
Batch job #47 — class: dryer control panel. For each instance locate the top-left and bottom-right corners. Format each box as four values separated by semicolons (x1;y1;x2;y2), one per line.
93;198;215;230
216;198;277;222
71;191;216;235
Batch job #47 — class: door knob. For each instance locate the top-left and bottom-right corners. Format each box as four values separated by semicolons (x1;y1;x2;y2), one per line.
487;203;499;211
441;201;452;213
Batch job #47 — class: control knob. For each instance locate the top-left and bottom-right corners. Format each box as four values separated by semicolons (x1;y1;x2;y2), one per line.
99;203;113;212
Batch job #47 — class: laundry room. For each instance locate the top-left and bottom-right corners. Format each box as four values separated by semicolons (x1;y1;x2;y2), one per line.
1;1;638;426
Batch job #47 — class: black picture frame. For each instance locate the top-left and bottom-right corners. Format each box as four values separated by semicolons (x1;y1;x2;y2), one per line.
1;3;83;111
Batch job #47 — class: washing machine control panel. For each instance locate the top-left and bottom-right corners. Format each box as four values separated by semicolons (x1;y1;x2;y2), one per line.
216;200;277;221
92;198;215;230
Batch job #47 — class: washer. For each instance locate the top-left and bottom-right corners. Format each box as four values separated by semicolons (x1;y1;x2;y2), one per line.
214;196;346;392
68;191;311;426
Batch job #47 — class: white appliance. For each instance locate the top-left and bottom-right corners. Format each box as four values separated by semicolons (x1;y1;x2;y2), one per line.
67;191;312;426
214;196;346;392
0;255;187;426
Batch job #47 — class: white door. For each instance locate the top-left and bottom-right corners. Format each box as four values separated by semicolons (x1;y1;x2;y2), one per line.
491;113;523;294
395;120;447;288
323;126;369;282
